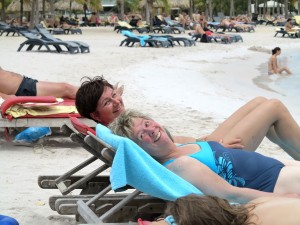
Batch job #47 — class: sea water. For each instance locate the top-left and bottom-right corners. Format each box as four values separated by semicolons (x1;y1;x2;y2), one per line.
267;48;300;98
257;48;300;120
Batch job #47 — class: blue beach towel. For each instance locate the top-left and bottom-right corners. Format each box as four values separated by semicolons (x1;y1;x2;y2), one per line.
121;30;150;46
96;124;202;201
121;30;168;47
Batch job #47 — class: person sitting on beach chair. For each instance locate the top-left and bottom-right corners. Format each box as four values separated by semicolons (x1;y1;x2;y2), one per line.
190;23;231;43
109;110;300;203
285;18;299;37
0;67;78;100
142;194;300;225
75;76;300;160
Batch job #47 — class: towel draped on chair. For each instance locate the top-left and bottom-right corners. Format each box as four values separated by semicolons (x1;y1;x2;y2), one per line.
96;124;202;201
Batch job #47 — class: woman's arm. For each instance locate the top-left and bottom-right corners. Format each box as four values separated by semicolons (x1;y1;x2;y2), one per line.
173;135;244;149
168;156;288;204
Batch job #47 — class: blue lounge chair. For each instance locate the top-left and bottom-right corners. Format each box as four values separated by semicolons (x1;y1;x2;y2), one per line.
17;29;80;54
120;30;171;47
35;25;89;53
0;21;20;36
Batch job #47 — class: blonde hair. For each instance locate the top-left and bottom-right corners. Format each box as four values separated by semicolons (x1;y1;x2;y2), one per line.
108;110;152;139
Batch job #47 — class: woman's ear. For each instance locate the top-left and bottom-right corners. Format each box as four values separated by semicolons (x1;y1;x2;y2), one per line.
90;111;101;123
114;82;124;96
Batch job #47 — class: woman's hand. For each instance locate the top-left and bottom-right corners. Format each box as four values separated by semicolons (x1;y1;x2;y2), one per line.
197;136;244;149
219;138;244;149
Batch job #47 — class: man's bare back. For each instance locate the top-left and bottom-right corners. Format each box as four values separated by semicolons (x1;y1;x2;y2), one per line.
0;67;23;98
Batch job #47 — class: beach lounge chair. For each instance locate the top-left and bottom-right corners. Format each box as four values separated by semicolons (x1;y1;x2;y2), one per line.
0;21;20;36
120;30;171;48
39;117;166;223
64;123;201;224
0;96;95;141
274;27;297;38
191;33;229;44
114;21;149;34
17;29;80;54
34;25;89;53
151;34;196;47
163;17;185;34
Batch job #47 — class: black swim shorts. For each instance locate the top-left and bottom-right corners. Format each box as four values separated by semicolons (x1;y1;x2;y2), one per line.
15;76;38;96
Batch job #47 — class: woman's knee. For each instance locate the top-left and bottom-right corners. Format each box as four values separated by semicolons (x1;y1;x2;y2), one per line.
265;99;287;112
251;96;268;105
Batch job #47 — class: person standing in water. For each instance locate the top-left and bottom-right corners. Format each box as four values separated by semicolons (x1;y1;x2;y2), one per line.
268;47;292;75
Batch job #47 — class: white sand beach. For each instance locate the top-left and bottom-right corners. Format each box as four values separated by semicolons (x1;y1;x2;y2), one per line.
0;25;299;224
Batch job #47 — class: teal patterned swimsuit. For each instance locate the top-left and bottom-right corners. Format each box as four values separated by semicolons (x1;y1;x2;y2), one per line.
163;141;284;192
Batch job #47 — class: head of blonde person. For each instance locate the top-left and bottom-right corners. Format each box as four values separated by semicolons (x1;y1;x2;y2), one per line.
109;110;174;158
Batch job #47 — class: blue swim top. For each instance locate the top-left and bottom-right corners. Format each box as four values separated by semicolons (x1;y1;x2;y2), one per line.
163;141;284;192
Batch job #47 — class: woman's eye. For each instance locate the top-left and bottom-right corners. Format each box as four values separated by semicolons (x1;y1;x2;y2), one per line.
145;121;150;127
104;100;111;106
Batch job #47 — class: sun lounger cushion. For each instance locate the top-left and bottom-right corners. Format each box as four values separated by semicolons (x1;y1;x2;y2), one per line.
1;96;81;120
96;124;202;201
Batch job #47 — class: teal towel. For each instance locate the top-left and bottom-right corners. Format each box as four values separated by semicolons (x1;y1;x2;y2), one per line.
96;124;202;201
121;30;150;46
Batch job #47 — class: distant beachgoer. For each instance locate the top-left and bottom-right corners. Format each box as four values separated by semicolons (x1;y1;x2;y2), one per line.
0;67;78;100
268;47;292;75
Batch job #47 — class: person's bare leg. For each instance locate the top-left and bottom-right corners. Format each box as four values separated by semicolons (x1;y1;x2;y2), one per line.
278;67;292;75
36;81;78;99
216;99;300;159
207;97;268;141
206;97;298;157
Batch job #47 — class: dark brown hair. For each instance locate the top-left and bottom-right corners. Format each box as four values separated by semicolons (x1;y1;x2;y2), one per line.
272;47;281;55
75;76;113;121
164;194;256;225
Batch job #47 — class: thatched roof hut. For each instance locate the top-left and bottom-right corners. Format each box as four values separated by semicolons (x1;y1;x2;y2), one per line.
140;0;190;9
7;0;50;12
54;0;84;11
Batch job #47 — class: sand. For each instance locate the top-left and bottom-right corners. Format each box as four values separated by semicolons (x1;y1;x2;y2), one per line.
0;25;299;224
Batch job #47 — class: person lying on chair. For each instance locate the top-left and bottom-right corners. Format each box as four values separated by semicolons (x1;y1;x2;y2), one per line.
109;110;300;203
75;76;300;160
0;66;78;100
142;194;300;225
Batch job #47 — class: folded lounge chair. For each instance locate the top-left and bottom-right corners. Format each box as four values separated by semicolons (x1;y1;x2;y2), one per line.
17;29;80;54
35;25;90;53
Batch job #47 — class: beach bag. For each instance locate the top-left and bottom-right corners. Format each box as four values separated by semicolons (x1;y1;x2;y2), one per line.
14;127;52;143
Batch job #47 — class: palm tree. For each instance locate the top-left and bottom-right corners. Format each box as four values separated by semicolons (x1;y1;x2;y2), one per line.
284;0;288;18
142;0;169;31
1;0;5;21
229;0;235;17
120;0;124;20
